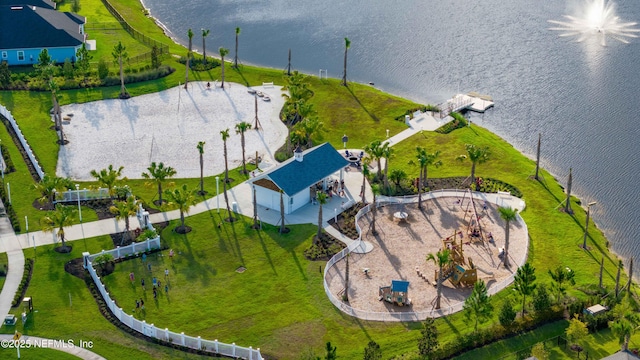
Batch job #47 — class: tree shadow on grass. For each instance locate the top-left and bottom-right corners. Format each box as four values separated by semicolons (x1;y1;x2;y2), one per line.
346;86;379;122
255;230;277;275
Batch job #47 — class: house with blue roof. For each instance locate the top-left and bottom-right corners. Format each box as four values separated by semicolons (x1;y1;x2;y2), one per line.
250;143;350;214
0;0;86;66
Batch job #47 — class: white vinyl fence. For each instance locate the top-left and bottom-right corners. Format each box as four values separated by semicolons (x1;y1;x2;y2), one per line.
83;239;263;360
323;189;529;322
53;187;112;204
0;104;45;180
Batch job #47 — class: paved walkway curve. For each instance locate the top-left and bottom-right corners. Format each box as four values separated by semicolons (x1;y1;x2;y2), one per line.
0;334;106;359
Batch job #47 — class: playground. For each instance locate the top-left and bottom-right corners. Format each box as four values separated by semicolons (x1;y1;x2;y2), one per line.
325;195;528;314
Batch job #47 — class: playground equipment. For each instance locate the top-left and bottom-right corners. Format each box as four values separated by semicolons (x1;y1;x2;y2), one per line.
448;257;478;287
431;231;479;287
379;280;411;306
460;190;487;243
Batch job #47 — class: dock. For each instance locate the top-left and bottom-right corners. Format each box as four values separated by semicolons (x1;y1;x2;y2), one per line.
437;92;494;118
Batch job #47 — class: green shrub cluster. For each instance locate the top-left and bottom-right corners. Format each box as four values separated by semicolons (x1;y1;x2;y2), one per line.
0;143;15;173
11;258;34;307
177;56;221;71
435;112;467;134
475;178;523;198
99;65;175;87
0;181;21;231
394;105;430;121
433;306;564;359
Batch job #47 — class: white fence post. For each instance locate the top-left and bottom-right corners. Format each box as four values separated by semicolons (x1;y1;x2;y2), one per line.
214;339;218;352
181;332;185;346
197;336;201;350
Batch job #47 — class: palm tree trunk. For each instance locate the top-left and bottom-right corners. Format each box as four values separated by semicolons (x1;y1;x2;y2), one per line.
59;229;66;248
470;162;476;187
436;265;442;309
119;57;125;96
361;175;366;203
199;153;204;194
418;169;423;210
241;133;247;174
157;183;163;204
180;210;185;229
376;159;382;178
202;39;207;64
252;186;259;229
504;221;510;268
234;34;239;68
342;46;348;86
223;141;229;183
221;56;225;88
383;160;390;193
317;204;323;240
184;55;190;89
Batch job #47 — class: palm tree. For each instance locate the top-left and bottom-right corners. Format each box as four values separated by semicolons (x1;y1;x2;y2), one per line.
223;179;234;222
298;116;325;147
41;204;76;250
416;147;442;185
548;265;576;305
197;141;206;195
426;249;451;310
90;165;125;199
235;122;252;174
370;183;380;236
201;28;210;64
112;41;128;98
184;28;193;89
456;144;490;187
514;262;536;317
364;140;385;179
48;79;65;144
382;143;394;192
361;157;371;203
498;206;518;268
389;168;407;192
109;195;138;244
252;185;259;229
141;162;177;205
233;27;241;68
565;167;573;214
316;192;328;241
220;128;231;182
33;175;72;205
219;47;229;88
164;184;197;233
463;280;493;333
610;293;640;351
341;37;350;86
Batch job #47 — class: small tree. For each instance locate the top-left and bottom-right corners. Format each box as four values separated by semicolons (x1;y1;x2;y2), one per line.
196;141;206;195
514;262;536;317
62;58;74;79
418;317;438;358
41;204;77;250
531;343;549;360
0;62;11;87
499;298;517;328
75;43;92;84
363;340;382;360
90;165;126;198
112;41;129;98
164;184;197;233
456;143;490;187
97;58;109;79
33;174;72;205
464;279;493;332
151;45;161;69
184;28;194;89
235;122;252;174
548;266;575;305
324;342;337;360
565;315;588;348
389;168;407;193
71;0;80;13
109;195;138;245
219;47;229;88
533;283;552;314
201;28;210;64
141;162;177;205
93;253;113;275
610;293;640;351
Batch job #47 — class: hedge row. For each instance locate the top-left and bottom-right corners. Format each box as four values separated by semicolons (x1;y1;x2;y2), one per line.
11;258;34;307
0;143;15;173
435;112;468;134
0;181;21;231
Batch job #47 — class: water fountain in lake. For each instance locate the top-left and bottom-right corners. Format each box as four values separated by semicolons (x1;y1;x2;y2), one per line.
549;0;640;45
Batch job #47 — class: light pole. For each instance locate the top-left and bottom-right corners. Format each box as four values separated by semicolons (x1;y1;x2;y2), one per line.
75;184;82;222
582;201;597;249
215;176;220;213
342;134;348;150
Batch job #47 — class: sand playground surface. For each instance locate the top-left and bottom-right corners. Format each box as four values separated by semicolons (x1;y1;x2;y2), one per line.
326;197;528;314
56;82;287;181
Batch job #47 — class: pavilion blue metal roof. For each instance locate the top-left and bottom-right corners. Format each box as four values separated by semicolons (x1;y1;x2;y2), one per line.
391;280;410;293
266;143;349;196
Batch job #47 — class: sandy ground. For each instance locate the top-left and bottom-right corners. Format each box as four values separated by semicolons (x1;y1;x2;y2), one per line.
56;82;288;180
326;197;528;314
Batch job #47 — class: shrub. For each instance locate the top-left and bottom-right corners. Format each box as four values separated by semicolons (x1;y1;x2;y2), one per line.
97;58;109;79
12;258;34;307
499;299;517;328
435;112;467;134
